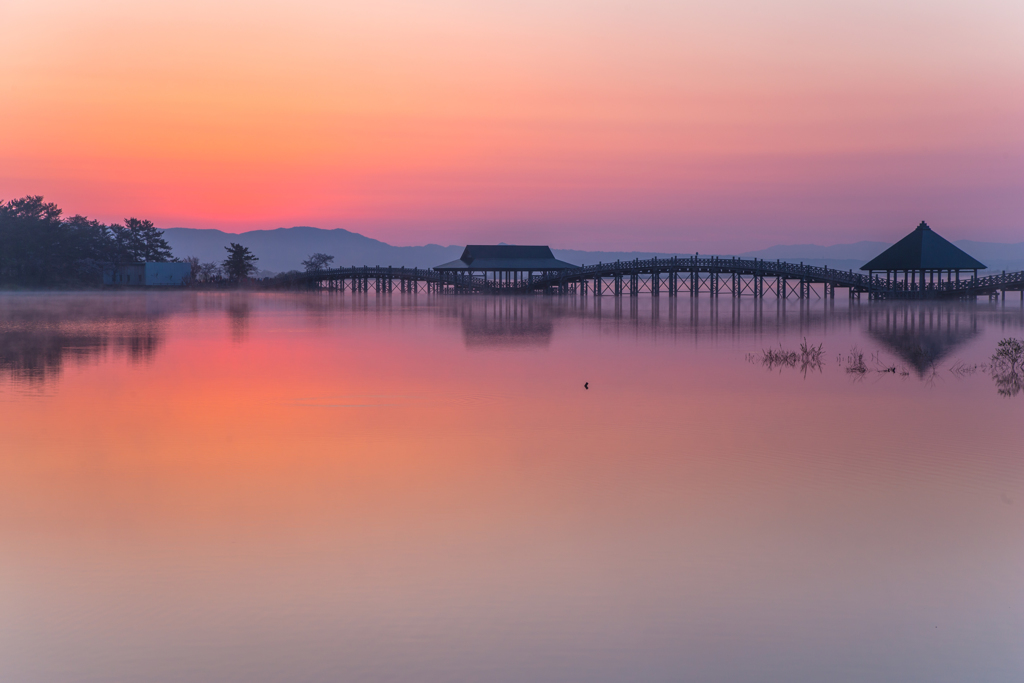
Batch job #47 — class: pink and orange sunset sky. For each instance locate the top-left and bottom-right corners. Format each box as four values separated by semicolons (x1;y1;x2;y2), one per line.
2;0;1022;252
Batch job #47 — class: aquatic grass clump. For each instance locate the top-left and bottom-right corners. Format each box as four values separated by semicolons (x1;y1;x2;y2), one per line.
761;346;798;369
799;338;824;365
845;347;867;374
948;360;978;377
990;337;1024;397
991;338;1024;373
760;338;824;375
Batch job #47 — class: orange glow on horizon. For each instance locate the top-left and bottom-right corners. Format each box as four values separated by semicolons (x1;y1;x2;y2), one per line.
1;0;1022;250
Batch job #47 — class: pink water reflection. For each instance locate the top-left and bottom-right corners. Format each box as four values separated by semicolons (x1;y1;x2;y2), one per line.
1;293;1022;682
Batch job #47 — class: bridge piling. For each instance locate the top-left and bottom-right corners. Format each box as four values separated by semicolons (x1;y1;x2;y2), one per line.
277;256;1023;301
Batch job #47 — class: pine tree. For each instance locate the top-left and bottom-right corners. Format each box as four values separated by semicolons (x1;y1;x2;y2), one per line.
222;243;258;282
124;217;173;262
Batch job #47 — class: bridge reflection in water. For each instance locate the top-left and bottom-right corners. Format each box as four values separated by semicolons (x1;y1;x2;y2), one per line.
2;293;1021;388
420;294;1012;342
454;298;554;347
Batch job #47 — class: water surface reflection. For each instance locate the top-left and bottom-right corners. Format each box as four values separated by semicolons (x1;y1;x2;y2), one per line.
1;292;1022;683
2;293;1022;390
0;294;172;386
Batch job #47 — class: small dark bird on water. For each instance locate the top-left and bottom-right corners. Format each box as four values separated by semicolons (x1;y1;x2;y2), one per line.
584;382;589;390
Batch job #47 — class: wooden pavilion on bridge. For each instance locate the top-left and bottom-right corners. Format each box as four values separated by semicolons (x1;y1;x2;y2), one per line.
279;225;1020;300
435;245;578;289
861;222;986;296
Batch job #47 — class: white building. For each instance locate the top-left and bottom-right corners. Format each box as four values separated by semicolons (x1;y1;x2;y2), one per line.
103;262;191;286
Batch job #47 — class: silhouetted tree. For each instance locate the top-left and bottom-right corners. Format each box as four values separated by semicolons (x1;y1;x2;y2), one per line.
198;262;222;282
0;196;65;284
182;256;201;284
302;252;335;272
107;223;134;267
222;243;258;282
124;218;173;262
0;196;178;286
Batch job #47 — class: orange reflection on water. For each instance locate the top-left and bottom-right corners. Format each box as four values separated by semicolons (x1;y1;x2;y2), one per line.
1;293;1022;682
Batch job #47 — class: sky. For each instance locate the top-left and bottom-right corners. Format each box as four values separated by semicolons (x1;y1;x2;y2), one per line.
1;0;1022;252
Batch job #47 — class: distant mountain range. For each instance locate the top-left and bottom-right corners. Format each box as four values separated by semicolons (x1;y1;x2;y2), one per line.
738;240;1024;273
162;227;1024;275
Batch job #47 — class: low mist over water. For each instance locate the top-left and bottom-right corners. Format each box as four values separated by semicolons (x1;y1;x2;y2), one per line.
1;292;1022;683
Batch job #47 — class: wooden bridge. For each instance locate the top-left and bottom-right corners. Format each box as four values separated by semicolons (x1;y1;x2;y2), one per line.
276;258;1024;301
280;266;492;293
526;256;1024;300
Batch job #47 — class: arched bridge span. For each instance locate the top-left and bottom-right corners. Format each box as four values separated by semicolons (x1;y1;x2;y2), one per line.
278;258;1024;301
278;266;491;294
528;256;1024;300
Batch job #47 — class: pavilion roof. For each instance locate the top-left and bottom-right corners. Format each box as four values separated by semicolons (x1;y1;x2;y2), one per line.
860;222;986;271
435;245;578;271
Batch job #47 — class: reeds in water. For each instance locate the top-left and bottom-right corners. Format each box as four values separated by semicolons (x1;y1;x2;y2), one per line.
761;346;798;368
760;338;824;374
845;347;868;374
991;337;1023;397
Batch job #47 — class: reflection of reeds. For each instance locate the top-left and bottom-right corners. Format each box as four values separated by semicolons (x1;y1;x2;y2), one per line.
845;347;867;374
800;338;823;364
760;338;824;375
991;338;1023;373
948;360;978;378
991;337;1023;397
761;346;798;369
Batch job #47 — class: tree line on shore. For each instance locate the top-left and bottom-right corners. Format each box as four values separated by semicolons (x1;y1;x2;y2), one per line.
0;196;271;286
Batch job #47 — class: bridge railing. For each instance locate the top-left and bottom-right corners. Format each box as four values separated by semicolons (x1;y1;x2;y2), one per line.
275;259;1023;296
280;265;493;290
529;256;884;290
530;257;1024;295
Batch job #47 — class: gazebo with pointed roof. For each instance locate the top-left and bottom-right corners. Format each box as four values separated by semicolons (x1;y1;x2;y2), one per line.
861;222;986;293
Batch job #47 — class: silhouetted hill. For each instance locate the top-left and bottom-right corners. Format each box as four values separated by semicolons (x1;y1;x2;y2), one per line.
551;249;691;265
162;227;700;273
162;226;1024;275
162;227;464;273
739;241;890;262
951;241;1024;273
740;240;1024;273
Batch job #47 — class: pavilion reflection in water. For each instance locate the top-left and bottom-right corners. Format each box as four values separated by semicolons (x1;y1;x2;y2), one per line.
434;296;1016;359
451;298;555;347
863;304;980;375
3;293;1021;387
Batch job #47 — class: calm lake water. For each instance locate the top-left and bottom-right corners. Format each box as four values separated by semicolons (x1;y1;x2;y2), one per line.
1;292;1022;683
